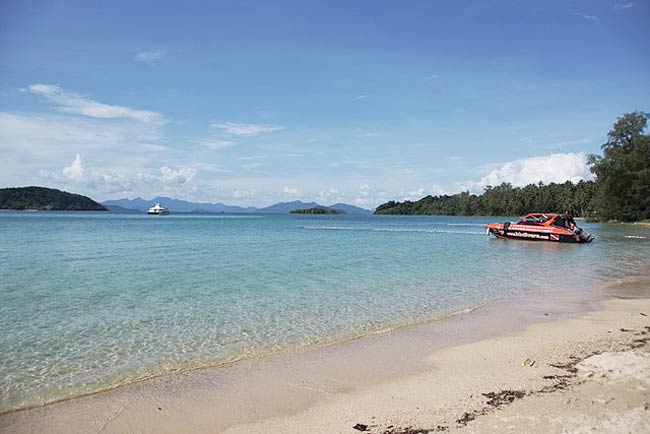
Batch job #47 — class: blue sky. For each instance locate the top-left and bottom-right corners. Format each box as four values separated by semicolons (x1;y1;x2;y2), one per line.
1;0;648;207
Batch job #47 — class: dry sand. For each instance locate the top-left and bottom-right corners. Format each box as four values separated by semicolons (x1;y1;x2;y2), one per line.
2;292;649;433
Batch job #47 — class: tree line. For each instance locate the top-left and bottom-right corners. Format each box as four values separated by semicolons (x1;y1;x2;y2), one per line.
375;112;650;222
375;180;596;217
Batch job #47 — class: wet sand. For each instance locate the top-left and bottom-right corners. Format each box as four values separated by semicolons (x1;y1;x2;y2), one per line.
1;282;649;433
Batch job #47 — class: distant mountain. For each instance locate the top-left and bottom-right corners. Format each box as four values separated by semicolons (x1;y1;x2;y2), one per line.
102;197;257;213
258;200;371;214
103;204;139;213
258;200;321;213
327;203;372;214
102;196;371;214
0;186;106;211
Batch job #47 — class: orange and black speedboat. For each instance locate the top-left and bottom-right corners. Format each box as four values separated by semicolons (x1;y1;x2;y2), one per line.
486;213;594;243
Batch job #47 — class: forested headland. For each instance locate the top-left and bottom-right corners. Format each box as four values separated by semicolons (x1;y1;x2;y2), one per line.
375;112;650;222
0;186;106;211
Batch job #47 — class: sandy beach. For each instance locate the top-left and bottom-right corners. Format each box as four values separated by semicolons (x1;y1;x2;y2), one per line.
2;281;649;434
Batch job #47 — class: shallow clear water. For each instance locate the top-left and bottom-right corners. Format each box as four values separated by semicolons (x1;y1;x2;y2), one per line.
1;212;648;412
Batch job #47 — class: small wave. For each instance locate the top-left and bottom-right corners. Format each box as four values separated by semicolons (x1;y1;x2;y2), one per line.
625;235;647;239
301;226;485;235
302;226;357;231
376;222;487;228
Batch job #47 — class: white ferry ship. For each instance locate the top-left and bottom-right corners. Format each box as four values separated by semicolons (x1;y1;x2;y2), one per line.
147;203;170;215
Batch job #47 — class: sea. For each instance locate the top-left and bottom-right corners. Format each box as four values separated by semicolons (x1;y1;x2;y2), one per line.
1;211;649;413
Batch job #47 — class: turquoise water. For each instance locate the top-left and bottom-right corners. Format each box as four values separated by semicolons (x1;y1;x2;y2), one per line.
1;212;649;412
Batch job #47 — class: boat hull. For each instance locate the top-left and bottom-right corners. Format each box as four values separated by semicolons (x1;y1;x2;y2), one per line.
488;228;583;243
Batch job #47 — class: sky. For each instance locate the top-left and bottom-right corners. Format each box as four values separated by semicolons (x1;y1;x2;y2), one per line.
0;0;648;208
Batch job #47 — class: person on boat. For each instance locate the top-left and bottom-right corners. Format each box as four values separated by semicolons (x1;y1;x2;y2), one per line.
567;214;576;230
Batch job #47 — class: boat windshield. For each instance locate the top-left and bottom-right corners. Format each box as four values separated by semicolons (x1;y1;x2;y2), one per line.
517;214;552;225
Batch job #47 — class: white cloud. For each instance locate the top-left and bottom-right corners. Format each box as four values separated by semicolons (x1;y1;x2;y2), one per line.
431;184;446;196
62;153;85;181
405;188;426;199
283;185;298;195
353;95;367;101
233;188;256;198
160;166;197;184
212;122;283;136
40;154;197;194
317;188;342;202
462;152;592;193
134;50;166;64
27;84;166;124
353;183;390;207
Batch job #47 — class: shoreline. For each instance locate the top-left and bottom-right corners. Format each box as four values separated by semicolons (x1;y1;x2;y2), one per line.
0;299;491;415
0;273;604;415
3;277;648;433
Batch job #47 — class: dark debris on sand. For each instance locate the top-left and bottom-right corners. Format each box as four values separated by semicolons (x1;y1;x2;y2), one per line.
358;326;650;433
380;426;447;434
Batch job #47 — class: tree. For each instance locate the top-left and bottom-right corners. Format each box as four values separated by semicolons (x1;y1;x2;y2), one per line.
590;112;650;221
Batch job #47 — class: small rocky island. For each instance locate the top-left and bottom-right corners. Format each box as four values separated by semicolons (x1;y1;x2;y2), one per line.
0;186;107;211
290;207;344;214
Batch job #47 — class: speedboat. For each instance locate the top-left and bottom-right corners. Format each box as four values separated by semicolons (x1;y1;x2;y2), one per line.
147;203;170;215
486;213;594;243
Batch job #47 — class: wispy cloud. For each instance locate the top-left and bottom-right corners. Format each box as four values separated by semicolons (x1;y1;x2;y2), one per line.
353;95;367;101
0;112;166;158
27;84;166;124
134;50;166;64
201;139;235;150
573;12;599;22
212;122;283;136
614;1;634;10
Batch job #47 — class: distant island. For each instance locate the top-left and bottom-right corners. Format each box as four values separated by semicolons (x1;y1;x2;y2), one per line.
102;198;371;214
290;207;344;214
0;187;106;211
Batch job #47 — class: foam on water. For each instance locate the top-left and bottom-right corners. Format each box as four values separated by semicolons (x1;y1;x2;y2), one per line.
1;212;648;412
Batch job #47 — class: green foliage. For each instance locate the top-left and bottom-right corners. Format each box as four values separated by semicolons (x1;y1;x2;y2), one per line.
0;186;107;211
290;207;343;214
590;112;650;222
377;112;650;222
375;181;596;217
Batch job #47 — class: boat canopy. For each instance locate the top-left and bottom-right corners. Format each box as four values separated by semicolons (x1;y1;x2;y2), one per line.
517;213;576;229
